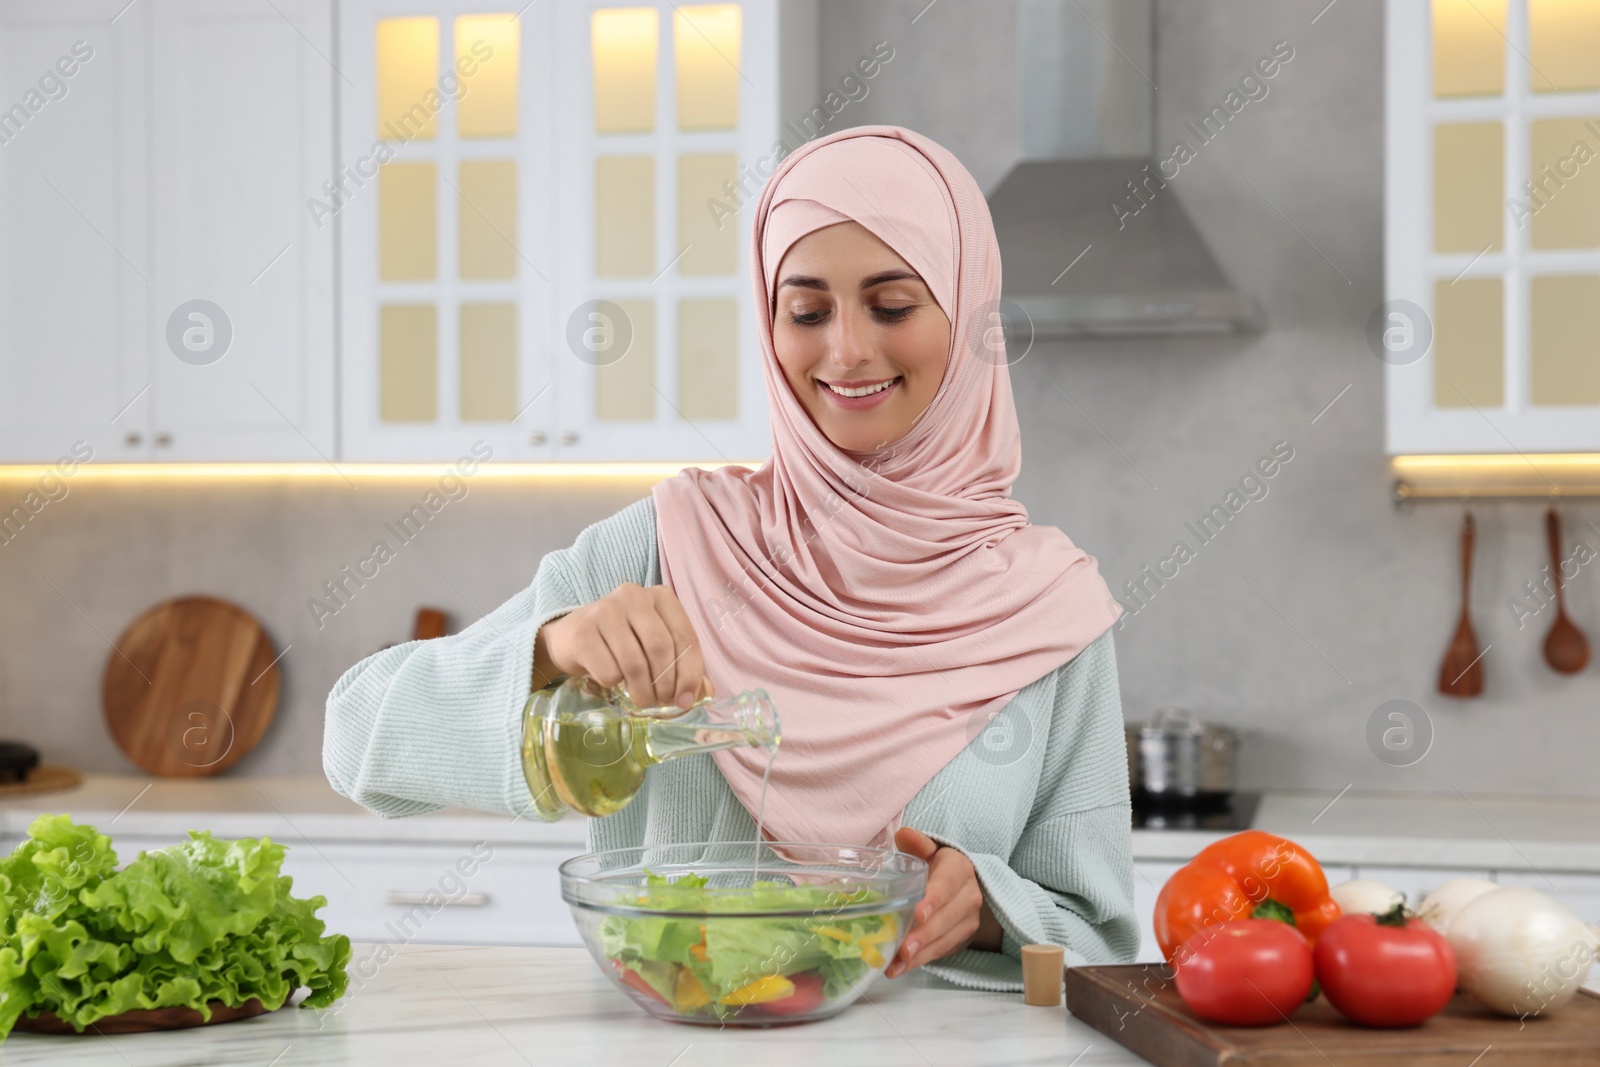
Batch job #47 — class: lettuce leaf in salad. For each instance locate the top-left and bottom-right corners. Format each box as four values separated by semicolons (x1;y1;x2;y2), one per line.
0;814;350;1041
597;870;899;1007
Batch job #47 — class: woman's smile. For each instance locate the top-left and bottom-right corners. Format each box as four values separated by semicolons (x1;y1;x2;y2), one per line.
817;374;903;409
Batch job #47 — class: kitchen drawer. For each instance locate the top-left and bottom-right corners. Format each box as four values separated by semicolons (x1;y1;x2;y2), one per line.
93;834;583;947
285;841;581;947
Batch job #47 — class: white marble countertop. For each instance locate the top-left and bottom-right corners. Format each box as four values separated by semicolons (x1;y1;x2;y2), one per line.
5;775;1598;873
0;944;1132;1067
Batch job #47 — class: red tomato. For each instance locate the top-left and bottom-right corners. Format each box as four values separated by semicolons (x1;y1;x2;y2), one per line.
759;972;826;1017
1173;920;1315;1027
1314;912;1456;1028
612;960;668;1006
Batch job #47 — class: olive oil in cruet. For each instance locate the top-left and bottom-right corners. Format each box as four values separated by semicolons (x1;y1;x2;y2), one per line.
521;674;780;819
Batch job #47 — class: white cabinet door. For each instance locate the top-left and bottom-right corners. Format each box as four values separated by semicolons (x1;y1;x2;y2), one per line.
0;2;150;462
1385;0;1600;455
339;0;783;464
337;0;559;463
147;0;335;461
551;0;775;464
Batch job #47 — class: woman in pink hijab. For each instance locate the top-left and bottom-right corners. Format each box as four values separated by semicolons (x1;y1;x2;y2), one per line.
326;125;1138;988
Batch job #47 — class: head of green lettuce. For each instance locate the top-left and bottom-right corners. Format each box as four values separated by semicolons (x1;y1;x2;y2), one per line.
0;814;349;1039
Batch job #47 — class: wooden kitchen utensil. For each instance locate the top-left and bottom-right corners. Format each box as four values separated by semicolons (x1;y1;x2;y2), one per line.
1543;507;1590;674
412;606;449;640
1068;964;1600;1066
1438;511;1485;697
102;596;280;777
0;765;82;797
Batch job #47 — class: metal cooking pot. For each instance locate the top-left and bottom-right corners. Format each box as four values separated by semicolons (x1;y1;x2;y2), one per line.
1125;708;1238;800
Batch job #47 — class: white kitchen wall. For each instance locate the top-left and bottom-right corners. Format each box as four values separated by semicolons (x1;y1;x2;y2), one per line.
1;0;1597;801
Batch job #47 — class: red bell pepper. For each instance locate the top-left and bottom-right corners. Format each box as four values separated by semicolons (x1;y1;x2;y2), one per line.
1154;830;1341;965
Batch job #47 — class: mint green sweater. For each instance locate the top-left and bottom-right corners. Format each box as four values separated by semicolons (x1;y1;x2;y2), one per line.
322;496;1138;989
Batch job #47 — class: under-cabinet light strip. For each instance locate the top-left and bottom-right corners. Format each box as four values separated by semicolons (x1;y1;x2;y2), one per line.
1392;454;1600;500
0;461;764;481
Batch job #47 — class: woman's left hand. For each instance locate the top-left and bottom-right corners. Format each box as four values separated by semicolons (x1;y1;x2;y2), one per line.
886;827;1003;978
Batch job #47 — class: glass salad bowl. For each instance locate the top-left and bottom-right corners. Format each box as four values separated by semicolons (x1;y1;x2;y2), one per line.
561;842;927;1027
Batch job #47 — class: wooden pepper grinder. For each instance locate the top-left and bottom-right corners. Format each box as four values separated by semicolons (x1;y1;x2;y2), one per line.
1021;943;1065;1006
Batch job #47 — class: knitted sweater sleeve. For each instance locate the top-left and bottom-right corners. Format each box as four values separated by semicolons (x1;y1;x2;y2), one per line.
923;629;1141;990
321;495;660;818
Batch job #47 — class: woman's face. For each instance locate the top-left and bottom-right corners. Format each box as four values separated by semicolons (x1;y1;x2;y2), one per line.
772;221;951;453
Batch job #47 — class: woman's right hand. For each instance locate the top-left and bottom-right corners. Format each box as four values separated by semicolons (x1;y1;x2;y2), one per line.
533;583;712;710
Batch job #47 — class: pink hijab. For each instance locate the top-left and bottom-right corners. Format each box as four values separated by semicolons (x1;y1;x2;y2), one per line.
651;125;1121;848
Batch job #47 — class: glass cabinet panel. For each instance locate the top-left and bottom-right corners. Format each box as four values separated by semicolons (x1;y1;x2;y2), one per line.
1432;0;1506;97
678;153;739;275
1529;0;1600;93
675;4;740;130
678;297;738;420
459;302;518;420
379;162;438;280
456;14;519;137
593;7;658;133
1433;123;1503;253
377;17;440;139
1530;275;1600;405
595;155;656;276
1433;277;1504;407
1529;118;1600;249
458;159;519;278
380;304;439;421
595;298;656;420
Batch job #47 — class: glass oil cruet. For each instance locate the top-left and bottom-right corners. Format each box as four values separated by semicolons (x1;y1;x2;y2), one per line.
521;674;780;819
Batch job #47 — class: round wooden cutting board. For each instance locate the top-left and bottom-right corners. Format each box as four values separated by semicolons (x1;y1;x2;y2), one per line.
101;596;280;777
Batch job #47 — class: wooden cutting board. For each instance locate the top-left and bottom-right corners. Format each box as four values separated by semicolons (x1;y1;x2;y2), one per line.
101;596;280;777
1067;964;1600;1066
14;998;273;1034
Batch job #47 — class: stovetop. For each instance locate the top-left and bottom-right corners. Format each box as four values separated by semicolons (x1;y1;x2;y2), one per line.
1131;791;1260;831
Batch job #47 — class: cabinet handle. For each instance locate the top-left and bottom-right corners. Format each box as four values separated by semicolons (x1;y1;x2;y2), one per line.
560;430;579;446
124;432;142;447
385;890;491;908
155;432;173;447
529;431;547;445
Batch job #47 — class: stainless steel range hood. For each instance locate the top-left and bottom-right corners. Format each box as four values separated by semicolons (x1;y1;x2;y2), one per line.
987;0;1262;338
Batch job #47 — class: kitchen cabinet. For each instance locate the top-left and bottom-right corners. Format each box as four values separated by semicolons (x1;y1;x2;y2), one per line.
0;1;148;462
1385;0;1600;454
335;0;560;462
146;0;337;461
0;0;335;463
1;1;335;462
338;0;798;463
4;0;799;465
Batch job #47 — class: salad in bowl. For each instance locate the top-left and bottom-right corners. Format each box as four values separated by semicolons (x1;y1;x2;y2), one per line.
561;842;926;1026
